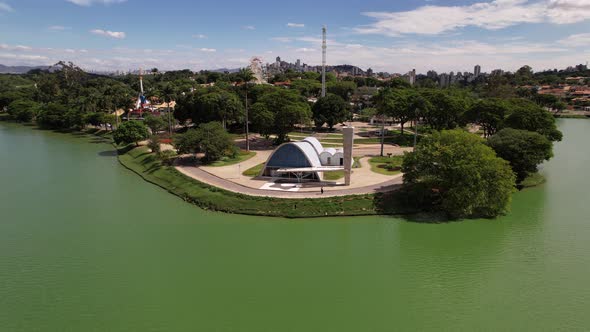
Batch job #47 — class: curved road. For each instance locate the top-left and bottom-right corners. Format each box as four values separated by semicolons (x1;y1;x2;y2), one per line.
176;166;403;199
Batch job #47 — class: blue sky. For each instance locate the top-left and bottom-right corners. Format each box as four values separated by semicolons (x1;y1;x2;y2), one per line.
0;0;589;73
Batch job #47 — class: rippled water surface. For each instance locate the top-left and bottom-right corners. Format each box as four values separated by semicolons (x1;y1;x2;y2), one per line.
1;120;589;331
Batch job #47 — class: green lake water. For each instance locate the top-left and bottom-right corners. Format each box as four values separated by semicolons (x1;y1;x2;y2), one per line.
1;120;589;331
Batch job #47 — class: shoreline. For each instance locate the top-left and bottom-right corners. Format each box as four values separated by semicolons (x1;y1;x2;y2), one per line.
116;146;412;218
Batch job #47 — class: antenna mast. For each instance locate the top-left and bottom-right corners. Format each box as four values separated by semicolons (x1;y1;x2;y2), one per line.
321;25;327;98
139;68;144;95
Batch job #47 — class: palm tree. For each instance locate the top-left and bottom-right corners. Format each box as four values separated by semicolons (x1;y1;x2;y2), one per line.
236;68;255;151
161;84;177;136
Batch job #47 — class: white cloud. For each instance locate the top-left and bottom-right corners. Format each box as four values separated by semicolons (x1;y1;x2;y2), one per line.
199;48;216;52
547;0;590;23
356;0;590;36
287;23;305;28
271;37;293;43
0;53;49;61
559;32;590;47
49;25;70;31
66;0;126;6
295;48;316;52
0;44;32;51
242;25;256;30
193;34;207;39
90;29;126;39
0;2;13;12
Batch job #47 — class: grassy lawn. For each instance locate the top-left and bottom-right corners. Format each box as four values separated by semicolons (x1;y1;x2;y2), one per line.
208;150;256;167
353;157;362;168
325;133;343;138
368;156;404;176
355;133;417;147
318;138;344;143
323;171;345;181
520;173;546;188
243;163;265;177
117;146;405;218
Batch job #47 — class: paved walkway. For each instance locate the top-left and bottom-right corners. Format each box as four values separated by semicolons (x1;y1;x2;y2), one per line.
176;161;403;199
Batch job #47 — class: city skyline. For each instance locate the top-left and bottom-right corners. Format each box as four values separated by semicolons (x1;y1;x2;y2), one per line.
0;0;589;72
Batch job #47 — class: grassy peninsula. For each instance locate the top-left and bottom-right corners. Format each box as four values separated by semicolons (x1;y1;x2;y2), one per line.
117;146;400;218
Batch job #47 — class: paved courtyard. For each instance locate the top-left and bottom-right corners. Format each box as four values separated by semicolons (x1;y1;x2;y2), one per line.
175;144;408;198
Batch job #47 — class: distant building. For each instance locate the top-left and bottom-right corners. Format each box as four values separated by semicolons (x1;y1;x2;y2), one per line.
427;70;438;80
439;73;451;88
408;69;416;86
474;65;481;77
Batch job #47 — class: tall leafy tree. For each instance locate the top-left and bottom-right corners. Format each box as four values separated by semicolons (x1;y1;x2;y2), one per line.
173;129;201;155
504;99;563;141
143;114;166;134
161;83;177;135
236;68;255;151
250;89;312;144
195;121;236;163
421;89;470;131
7;100;40;122
402;130;516;218
113;121;149;147
375;88;412;134
464;99;508;137
194;90;244;128
488;128;553;182
327;81;357;100
312;94;349;130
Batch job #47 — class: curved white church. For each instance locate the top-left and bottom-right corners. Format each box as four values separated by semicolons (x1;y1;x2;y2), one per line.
260;127;355;184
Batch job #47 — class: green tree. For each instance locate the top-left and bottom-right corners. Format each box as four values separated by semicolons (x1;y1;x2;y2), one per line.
312;94;349;130
236;68;256;151
143;114;166;134
552;101;567;114
291;79;321;97
386;77;412;89
250;89;312;143
113;121;148;146
173;93;194;126
464;99;508;137
375;88;411;134
194;90;244;128
327;81;357;100
36;102;68;129
195;121;236;163
103;114;117;131
402;130;516;218
504;99;563;141
161;83;177;135
173;129;201;155
84;112;105;128
421;89;470;131
249;102;274;139
147;135;161;154
7;100;39;122
487;128;553;182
